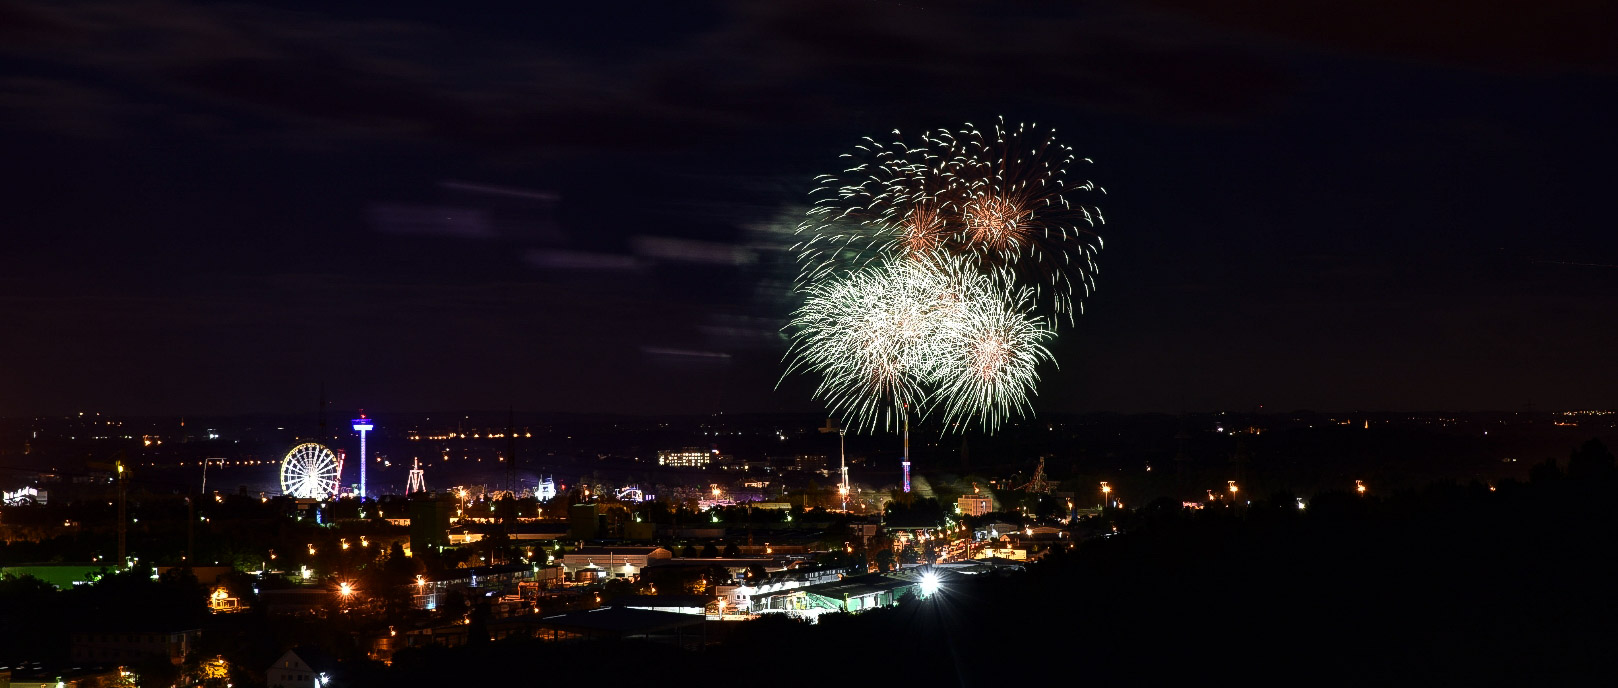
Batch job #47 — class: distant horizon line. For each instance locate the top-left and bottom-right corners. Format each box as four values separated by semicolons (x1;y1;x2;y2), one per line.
2;407;1610;422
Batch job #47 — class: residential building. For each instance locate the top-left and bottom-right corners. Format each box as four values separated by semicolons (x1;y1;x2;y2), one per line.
533;607;706;648
267;648;338;688
4;666;123;688
558;546;673;581
657;448;713;468
958;494;992;517
70;628;198;666
789;454;828;473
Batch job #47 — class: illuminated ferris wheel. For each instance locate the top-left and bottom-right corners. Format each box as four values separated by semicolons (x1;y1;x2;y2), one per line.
280;443;342;499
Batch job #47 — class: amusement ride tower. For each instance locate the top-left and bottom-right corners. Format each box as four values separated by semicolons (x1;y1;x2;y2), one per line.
352;414;373;500
406;458;426;494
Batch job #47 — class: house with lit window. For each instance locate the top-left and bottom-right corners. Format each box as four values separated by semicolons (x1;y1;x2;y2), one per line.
267;648;339;688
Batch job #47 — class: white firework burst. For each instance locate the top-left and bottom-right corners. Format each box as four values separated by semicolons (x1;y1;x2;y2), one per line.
792;118;1105;325
783;252;1052;432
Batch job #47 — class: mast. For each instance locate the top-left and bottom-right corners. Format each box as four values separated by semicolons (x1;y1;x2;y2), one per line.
901;404;911;495
840;428;849;512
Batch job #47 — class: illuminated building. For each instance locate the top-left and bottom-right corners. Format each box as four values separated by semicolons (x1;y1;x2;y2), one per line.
267;648;338;688
747;572;931;622
352;415;374;500
2;486;42;505
209;586;244;613
957;494;992;517
789;454;828;473
557;546;674;581
658;447;714;467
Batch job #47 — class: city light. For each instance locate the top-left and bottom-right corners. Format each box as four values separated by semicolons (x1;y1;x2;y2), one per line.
338;582;354;597
919;571;941;598
1356;480;1367;495
1228;481;1239;495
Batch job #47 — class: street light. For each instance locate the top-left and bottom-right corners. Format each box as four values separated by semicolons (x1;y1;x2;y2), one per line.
1228;481;1239;496
338;582;353;597
919;571;941;598
1100;481;1111;508
1356;480;1366;495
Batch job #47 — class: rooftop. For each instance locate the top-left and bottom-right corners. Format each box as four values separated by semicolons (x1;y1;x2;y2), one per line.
536;606;705;634
613;595;713;609
797;573;919;599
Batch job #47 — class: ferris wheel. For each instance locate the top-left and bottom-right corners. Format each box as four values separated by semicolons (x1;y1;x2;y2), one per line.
280;443;342;499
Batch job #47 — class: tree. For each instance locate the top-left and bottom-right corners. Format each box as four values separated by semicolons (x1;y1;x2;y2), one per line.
701;543;719;557
1530;457;1564;484
874;548;896;573
440;590;469;621
364;542;418;616
1568;439;1616;481
898;544;919;566
466;599;493;646
722;543;740;557
681;544;698;557
602;577;636;602
130;655;182;688
705;565;731;587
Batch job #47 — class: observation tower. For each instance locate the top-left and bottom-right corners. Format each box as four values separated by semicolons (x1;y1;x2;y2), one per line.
352;414;374;500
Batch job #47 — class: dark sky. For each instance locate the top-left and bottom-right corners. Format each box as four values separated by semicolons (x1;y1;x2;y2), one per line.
1;0;1615;417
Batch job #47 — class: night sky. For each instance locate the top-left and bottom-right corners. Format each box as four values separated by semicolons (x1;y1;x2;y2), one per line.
2;0;1614;417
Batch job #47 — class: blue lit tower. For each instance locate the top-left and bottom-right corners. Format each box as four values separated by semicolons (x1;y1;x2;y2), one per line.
352;414;374;500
